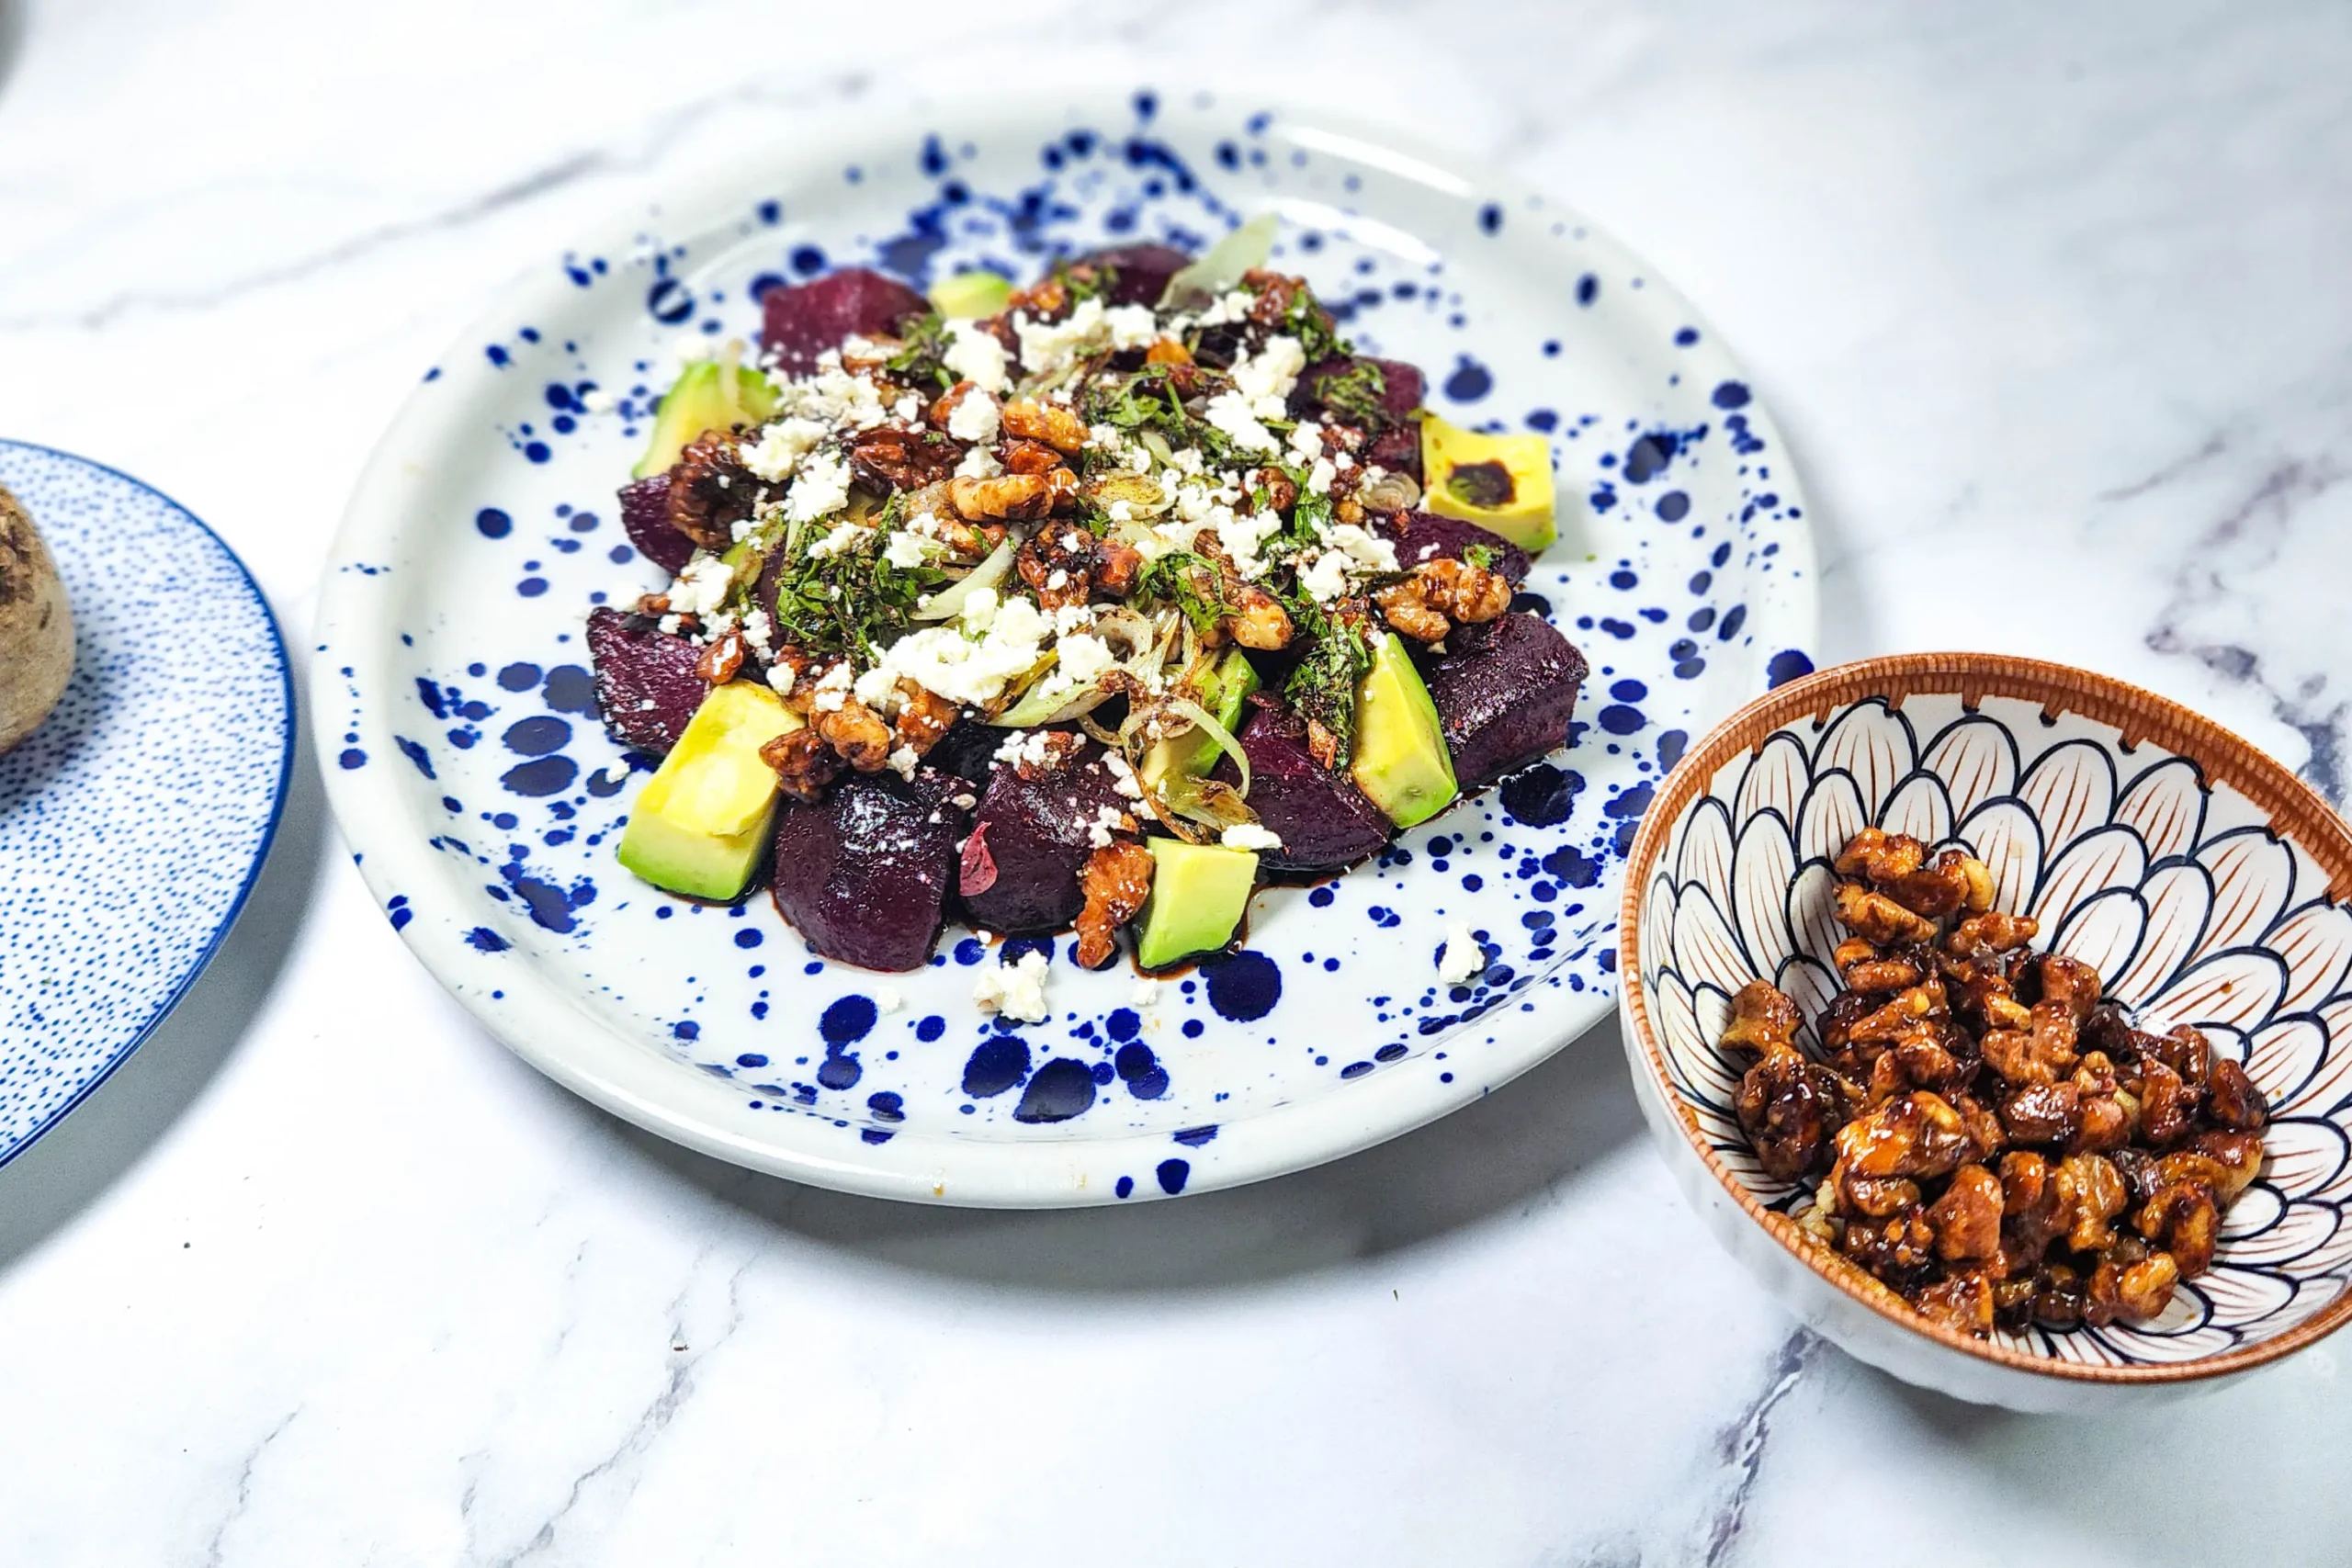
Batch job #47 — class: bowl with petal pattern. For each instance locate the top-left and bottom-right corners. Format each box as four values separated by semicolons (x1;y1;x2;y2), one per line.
1618;652;2352;1410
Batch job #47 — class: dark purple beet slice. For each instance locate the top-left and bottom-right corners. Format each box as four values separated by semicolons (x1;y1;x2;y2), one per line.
617;474;694;575
1295;355;1425;430
924;717;1006;784
1417;612;1589;790
1365;419;1422;481
1070;243;1192;307
771;769;971;972
585;606;707;756
960;741;1132;933
761;267;931;376
1212;703;1392;873
1372;510;1532;584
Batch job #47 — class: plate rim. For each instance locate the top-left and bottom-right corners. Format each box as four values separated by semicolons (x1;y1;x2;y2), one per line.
313;90;1822;1206
0;437;296;1171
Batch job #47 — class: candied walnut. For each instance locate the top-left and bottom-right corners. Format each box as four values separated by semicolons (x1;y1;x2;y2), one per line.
667;429;756;549
1248;466;1300;514
1981;1011;2079;1087
807;688;893;773
761;728;843;803
1000;437;1067;476
2035;953;2104;1023
1881;849;1995;919
1993;1275;2041;1332
2000;1081;2082;1146
949;472;1053;522
1834;937;1926;994
2136;1181;2221;1275
1928;1164;2005;1262
1840;1212;1939;1286
1817;988;1880;1060
1721;981;1802;1057
1951;1091;2007;1163
2079;999;2141;1061
1007;729;1091;781
2135;1056;2199;1147
892;682;957;757
2148;1024;2214;1087
1836;1092;1972;1180
2054;1152;2128;1253
850;426;961;491
2000;1150;2067;1263
1074;840;1153;969
1833;828;1927;885
2031;1262;2088;1327
2207;1056;2270;1131
2180;1129;2266;1199
1846;984;1943;1045
2109;1145;2164;1206
1242;268;1310;327
1043;467;1082;513
694;627;746;686
1001;397;1090;454
2087;1238;2178;1325
1736;1053;1853;1181
1830;1162;1923;1218
1092;538;1143;598
1373;558;1513;643
1221;581;1294;651
1912;1269;1996;1336
1945;909;2039;956
1891;1024;1975;1097
925;379;983;431
1835;880;1939;945
1017;523;1097;611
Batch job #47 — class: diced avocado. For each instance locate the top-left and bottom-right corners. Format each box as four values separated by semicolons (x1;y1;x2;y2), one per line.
1351;632;1457;829
1419;411;1556;551
1141;649;1260;792
632;357;783;479
617;682;802;901
1136;840;1259;968
929;269;1013;320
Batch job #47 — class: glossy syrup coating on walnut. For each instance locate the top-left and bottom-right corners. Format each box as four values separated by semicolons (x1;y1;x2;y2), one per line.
1721;826;2270;1339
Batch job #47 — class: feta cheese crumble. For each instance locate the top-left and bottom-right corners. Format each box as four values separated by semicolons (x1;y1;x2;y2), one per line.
1437;923;1486;985
945;389;1001;444
973;949;1051;1024
1220;823;1284;852
942;320;1010;393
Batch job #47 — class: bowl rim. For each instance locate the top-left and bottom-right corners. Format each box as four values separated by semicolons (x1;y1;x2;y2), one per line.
1617;649;2352;1385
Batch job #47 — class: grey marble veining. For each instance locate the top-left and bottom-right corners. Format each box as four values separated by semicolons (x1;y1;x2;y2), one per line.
2;1;2349;1562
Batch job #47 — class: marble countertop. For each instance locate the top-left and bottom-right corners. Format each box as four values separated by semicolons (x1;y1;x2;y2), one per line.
4;1;2350;1562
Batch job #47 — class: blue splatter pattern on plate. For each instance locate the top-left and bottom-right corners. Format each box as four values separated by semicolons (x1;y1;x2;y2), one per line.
0;441;293;1165
317;93;1817;1205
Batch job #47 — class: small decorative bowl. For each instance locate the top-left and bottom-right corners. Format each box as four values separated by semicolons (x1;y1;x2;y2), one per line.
1618;652;2352;1411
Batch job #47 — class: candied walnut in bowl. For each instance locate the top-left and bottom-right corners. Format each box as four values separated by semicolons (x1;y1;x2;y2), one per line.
1618;652;2352;1411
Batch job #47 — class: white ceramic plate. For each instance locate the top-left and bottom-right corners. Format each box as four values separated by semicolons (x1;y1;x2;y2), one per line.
316;92;1818;1205
0;440;292;1166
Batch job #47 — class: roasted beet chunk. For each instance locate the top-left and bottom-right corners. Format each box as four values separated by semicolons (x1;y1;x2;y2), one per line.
1417;612;1588;789
1212;702;1393;872
617;474;694;576
770;769;971;971
1069;244;1192;308
761;267;930;376
922;717;1005;784
960;741;1133;932
1296;355;1424;429
1371;510;1532;585
585;606;708;756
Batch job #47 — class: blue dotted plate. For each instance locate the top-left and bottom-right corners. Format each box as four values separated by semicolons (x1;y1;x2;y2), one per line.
316;93;1818;1205
0;441;292;1166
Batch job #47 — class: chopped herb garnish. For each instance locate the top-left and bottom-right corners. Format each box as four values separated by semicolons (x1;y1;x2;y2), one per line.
1283;596;1374;769
886;311;954;390
1135;550;1234;637
1313;357;1390;429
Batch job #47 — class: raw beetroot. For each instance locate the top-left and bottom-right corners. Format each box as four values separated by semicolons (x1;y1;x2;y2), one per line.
958;741;1133;933
761;267;929;376
1417;612;1589;789
770;769;971;971
1213;703;1393;873
585;606;708;756
617;474;694;575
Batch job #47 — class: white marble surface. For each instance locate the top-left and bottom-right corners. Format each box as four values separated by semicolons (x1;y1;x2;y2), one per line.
3;0;2350;1562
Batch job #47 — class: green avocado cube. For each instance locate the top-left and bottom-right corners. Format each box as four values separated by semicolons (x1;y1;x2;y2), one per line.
616;682;800;901
632;357;782;479
1350;632;1457;829
928;269;1014;320
1135;840;1259;969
